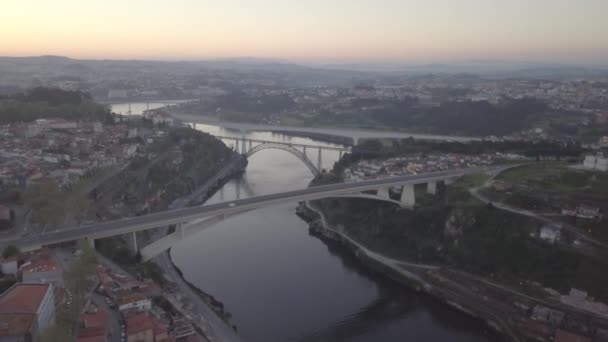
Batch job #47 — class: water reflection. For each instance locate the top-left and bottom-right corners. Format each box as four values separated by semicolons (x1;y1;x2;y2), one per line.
169;124;498;342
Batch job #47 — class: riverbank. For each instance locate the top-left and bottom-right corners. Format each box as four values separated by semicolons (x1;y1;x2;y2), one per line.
297;201;516;342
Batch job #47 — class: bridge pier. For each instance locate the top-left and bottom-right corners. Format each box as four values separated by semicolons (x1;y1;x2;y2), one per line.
427;181;437;195
376;187;390;199
241;136;247;154
317;148;322;172
400;184;416;208
132;231;138;251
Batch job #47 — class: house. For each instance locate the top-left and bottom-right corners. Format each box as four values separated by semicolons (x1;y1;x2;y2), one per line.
19;256;63;285
531;305;565;326
539;224;562;244
126;312;154;342
126;312;172;342
77;309;110;342
0;256;18;275
583;153;608;171
116;293;152;312
576;205;601;219
0;283;56;341
142;110;175;127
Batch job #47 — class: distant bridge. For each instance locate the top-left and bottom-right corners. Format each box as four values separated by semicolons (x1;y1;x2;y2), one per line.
215;135;351;175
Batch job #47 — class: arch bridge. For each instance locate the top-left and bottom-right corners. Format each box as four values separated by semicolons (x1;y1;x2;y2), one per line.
215;136;351;175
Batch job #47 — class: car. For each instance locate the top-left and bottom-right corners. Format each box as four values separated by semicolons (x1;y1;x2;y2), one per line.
228;203;236;207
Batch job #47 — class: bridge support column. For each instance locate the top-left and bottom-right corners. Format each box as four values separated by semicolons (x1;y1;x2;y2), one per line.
339;150;343;159
86;237;95;248
400;184;416;208
317;148;322;172
377;187;390;199
177;223;184;239
249;140;252;150
132;231;138;251
303;146;307;157
241;136;247;154
427;181;437;195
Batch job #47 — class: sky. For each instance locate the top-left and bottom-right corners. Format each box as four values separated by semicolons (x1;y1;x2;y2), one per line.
1;0;607;64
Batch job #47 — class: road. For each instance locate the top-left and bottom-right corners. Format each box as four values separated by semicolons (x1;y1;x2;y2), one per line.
2;167;494;250
468;166;608;249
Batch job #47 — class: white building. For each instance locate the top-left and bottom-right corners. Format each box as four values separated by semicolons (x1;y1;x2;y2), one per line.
117;293;152;312
583;153;608;171
0;256;18;275
539;224;561;244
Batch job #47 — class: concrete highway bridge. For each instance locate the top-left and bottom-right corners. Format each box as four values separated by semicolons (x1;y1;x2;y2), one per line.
2;167;495;259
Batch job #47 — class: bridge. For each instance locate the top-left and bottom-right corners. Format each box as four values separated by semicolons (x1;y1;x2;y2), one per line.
215;135;351;175
177;113;481;145
2;167;495;257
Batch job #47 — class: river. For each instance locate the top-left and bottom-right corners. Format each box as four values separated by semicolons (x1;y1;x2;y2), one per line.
165;124;502;342
109;102;501;341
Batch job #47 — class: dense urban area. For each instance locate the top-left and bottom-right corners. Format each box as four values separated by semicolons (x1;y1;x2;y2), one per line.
1;56;608;342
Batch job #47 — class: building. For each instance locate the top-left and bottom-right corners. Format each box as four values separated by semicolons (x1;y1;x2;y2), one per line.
125;312;171;342
0;256;18;276
554;329;591;342
126;312;154;342
583;153;608;171
539;224;562;244
77;309;110;342
19;257;63;285
116;293;152;312
531;305;565;326
142;110;174;127
0;283;56;341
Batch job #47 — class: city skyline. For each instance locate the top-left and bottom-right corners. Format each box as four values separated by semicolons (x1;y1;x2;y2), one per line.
1;0;608;64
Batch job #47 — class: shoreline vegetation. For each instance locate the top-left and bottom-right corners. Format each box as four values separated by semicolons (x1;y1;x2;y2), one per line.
296;201;515;341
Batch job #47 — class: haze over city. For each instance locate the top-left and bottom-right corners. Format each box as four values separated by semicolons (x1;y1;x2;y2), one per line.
3;2;608;342
2;0;608;64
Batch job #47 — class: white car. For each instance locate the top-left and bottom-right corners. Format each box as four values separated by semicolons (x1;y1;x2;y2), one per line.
228;203;236;207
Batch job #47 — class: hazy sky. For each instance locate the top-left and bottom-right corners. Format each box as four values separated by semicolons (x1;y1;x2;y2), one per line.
2;0;607;64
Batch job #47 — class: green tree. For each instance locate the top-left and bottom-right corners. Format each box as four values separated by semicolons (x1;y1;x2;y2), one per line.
2;245;19;258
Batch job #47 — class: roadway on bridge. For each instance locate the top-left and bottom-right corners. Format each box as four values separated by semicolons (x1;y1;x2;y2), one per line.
3;167;491;250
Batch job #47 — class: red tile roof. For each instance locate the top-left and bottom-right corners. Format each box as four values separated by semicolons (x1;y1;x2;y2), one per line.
126;312;154;335
81;309;109;329
0;283;50;314
555;330;592;342
0;313;36;337
0;284;50;338
19;258;61;274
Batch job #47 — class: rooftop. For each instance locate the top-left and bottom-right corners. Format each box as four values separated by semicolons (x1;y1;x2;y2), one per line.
126;312;154;335
0;283;50;314
554;329;591;342
0;313;36;337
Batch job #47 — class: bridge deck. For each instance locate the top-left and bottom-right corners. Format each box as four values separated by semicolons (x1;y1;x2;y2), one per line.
6;167;494;250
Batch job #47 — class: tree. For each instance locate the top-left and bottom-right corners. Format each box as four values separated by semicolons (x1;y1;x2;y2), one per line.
2;245;19;259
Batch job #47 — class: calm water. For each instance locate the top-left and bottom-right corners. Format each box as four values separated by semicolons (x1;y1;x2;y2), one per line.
168;124;502;342
110;100;193;115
